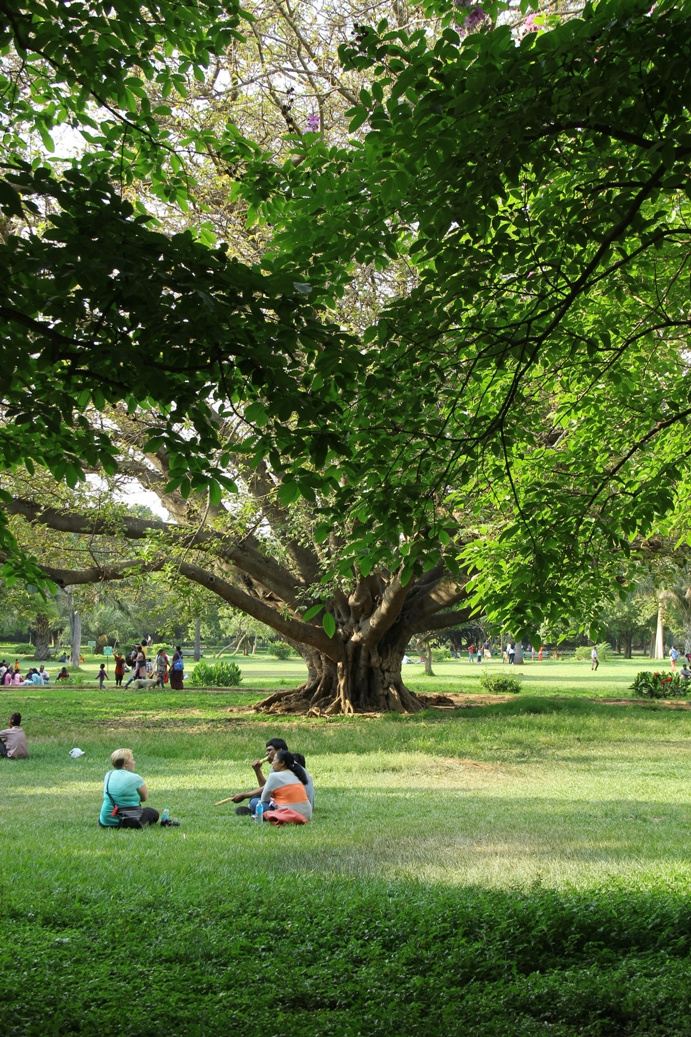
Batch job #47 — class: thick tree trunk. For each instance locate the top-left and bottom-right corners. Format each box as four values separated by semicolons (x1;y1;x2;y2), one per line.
255;636;423;716
623;631;633;659
655;602;665;659
32;613;51;660
194;617;201;662
66;587;82;667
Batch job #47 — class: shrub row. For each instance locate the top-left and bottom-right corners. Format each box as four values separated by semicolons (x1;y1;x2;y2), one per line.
190;660;242;687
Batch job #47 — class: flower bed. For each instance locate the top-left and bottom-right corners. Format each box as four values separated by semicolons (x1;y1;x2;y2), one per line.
630;671;689;698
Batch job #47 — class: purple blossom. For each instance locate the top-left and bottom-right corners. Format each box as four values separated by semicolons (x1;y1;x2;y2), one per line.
453;0;487;36
522;13;538;33
306;113;320;132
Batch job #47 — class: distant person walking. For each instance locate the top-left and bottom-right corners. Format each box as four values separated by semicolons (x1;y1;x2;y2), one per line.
124;645;146;689
114;652;126;687
170;646;184;690
507;641;516;665
591;646;599;671
670;645;679;672
155;649;169;688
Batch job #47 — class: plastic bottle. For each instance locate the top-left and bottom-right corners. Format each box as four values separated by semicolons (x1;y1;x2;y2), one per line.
161;805;170;825
254;802;264;823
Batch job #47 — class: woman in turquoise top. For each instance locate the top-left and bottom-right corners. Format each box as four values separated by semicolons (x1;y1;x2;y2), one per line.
99;747;160;827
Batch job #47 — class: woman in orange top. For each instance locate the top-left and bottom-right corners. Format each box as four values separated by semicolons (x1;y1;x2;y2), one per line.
260;750;312;820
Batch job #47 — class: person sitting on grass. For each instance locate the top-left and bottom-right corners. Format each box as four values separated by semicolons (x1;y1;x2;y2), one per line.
257;750;312;822
21;668;42;686
99;748;160;828
0;712;29;759
232;737;314;816
56;667;69;681
681;664;691;680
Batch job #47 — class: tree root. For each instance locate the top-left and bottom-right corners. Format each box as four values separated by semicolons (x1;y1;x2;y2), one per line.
253;684;424;716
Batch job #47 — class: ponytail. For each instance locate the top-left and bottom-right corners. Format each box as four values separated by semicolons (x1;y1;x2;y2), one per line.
275;749;308;785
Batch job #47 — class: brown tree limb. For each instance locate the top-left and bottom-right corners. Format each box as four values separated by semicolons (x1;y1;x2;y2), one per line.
2;551;342;659
358;572;411;648
4;498;309;610
161;561;342;658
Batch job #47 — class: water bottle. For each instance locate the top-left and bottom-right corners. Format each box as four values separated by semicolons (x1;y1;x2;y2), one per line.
254;802;264;823
161;805;170;825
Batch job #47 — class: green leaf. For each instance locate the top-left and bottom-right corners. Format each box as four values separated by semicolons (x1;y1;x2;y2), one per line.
244;402;268;427
0;180;23;218
278;481;300;506
314;522;331;543
322;612;336;638
348;107;369;133
302;603;324;621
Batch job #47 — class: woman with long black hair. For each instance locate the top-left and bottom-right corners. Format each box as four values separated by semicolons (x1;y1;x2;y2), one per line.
260;750;312;820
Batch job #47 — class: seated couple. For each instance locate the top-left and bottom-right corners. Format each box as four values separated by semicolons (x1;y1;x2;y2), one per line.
232;738;313;821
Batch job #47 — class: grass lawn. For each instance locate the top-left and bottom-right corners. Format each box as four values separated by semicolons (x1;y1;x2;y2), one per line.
1;673;691;1036
190;652;666;698
12;650;667;699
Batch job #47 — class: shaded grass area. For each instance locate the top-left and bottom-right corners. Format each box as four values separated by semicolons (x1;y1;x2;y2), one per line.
2;691;691;1035
4;874;691;1036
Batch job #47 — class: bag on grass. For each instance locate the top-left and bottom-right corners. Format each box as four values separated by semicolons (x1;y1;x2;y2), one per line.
105;773;145;829
115;807;145;829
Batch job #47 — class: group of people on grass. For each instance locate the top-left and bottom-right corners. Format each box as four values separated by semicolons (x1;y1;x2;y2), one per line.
99;736;313;829
99;642;185;690
0;660;53;685
1;709;313;828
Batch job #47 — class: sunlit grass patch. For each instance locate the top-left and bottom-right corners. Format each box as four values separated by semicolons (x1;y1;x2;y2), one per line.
2;687;691;1035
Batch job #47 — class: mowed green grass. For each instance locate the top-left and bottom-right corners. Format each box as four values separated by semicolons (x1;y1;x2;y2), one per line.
1;681;691;1036
18;650;665;699
199;652;669;698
